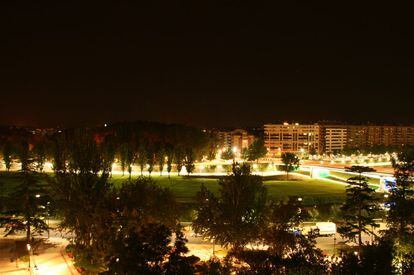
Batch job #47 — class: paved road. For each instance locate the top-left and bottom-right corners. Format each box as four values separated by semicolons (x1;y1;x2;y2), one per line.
0;236;77;275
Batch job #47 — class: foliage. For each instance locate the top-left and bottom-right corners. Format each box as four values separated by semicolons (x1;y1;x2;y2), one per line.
262;197;308;255
1;141;13;171
136;142;147;176
331;238;393;275
339;166;379;247
280;152;300;180
0;140;50;245
0;172;50;243
32;140;48;172
52;130;112;269
386;148;414;272
221;149;234;160
157;145;165;175
388;148;414;235
196;257;232;275
193;163;267;249
119;142;135;180
166;144;174;178
101;135;116;176
175;147;185;175
185;148;196;175
104;178;195;274
145;145;155;176
246;139;267;162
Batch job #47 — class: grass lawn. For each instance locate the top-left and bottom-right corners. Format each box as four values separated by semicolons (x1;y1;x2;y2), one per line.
110;174;346;205
0;172;347;205
328;171;380;189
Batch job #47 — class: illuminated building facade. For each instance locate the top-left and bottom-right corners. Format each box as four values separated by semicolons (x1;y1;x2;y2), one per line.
264;123;321;155
348;125;414;149
216;129;255;151
264;123;414;155
324;126;348;153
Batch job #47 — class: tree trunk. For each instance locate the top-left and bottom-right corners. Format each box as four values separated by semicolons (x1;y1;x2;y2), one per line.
358;208;362;248
26;217;31;244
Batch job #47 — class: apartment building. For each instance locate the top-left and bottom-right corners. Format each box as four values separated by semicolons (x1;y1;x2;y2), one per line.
264;123;321;155
264;122;414;155
324;127;348;153
216;129;255;151
347;125;414;149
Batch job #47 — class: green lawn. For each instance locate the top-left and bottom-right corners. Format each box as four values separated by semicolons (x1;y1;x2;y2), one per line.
110;174;346;205
0;172;347;205
110;175;221;203
328;171;380;189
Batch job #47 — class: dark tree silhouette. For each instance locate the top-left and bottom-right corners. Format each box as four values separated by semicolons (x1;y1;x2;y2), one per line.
339;166;379;248
281;152;300;180
2;141;13;171
193;163;267;249
246;139;267;162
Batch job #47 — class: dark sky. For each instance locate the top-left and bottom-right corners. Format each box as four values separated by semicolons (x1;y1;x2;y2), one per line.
1;1;413;128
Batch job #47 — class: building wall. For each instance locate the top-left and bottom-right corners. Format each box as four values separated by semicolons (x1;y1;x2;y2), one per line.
264;123;414;155
264;123;321;155
324;127;347;153
216;129;255;151
347;125;414;149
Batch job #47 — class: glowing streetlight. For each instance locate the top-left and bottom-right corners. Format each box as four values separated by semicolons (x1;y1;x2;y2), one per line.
27;243;31;270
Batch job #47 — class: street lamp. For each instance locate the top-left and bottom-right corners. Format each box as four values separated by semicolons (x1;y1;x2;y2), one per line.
27;243;31;270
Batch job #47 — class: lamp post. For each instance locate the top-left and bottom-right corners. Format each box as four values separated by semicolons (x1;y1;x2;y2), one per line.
27;243;31;271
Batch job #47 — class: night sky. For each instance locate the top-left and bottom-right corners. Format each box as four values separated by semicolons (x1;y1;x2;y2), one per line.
1;2;413;128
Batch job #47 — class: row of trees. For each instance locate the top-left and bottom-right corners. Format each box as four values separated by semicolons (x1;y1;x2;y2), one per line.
1;125;272;179
0;122;213;178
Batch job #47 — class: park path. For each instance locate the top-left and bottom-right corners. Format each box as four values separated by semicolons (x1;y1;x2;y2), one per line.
0;236;77;275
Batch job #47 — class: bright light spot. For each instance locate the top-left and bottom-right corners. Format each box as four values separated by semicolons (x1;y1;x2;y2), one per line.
298;197;303;202
35;194;41;198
